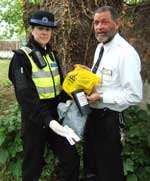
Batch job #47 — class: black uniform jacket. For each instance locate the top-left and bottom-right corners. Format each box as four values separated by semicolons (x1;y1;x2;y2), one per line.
8;39;68;131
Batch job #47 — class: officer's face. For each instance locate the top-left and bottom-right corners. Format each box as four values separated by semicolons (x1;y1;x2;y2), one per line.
93;11;120;43
32;26;52;47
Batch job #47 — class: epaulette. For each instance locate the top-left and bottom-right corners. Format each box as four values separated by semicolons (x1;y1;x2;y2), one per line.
19;47;32;55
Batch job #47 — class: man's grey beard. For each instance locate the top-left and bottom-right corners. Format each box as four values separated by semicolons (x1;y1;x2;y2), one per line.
95;34;108;43
95;32;116;44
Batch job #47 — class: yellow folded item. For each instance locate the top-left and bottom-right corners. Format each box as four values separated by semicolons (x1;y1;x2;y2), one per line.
63;64;101;97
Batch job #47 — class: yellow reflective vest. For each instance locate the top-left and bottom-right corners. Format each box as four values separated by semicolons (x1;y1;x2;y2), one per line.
20;47;61;99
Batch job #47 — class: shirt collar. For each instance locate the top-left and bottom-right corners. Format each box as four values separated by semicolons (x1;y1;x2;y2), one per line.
100;33;120;52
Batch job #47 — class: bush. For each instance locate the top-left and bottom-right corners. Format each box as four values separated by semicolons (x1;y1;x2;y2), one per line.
0;102;56;180
0;102;22;180
0;102;149;180
123;105;150;181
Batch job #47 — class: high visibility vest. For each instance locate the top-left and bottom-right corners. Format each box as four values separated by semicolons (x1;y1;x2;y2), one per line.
20;47;61;99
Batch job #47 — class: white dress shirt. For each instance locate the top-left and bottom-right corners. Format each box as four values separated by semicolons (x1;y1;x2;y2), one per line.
90;33;143;112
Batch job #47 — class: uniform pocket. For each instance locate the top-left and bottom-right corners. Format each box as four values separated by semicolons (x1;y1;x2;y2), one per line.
102;68;112;82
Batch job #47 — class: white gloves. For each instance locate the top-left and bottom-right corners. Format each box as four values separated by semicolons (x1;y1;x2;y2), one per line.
49;120;80;145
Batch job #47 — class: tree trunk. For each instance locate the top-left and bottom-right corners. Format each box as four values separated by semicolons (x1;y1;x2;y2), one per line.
48;0;123;72
22;0;123;73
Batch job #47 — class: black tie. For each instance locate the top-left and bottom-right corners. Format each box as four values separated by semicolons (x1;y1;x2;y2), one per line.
92;46;104;73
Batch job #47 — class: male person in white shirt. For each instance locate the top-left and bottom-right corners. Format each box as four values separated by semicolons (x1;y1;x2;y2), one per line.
82;6;143;181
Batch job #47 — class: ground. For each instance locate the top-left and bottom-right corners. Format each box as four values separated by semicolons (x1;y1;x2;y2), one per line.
0;60;15;115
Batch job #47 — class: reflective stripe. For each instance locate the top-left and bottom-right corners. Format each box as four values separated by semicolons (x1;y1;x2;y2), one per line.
30;18;57;27
20;47;32;54
36;85;61;99
36;85;61;94
32;69;59;78
33;75;60;90
20;47;61;99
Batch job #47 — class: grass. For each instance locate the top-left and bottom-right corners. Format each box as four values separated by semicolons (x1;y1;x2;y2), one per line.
0;59;15;114
0;59;10;86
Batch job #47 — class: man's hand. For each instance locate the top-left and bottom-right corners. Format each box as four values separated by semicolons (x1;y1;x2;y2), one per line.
87;89;103;103
49;120;80;145
87;92;100;103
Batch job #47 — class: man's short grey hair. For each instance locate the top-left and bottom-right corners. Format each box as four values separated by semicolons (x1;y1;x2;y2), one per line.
94;6;119;20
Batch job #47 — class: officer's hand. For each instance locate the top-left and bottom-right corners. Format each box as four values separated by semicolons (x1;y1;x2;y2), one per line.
63;125;80;145
49;120;80;145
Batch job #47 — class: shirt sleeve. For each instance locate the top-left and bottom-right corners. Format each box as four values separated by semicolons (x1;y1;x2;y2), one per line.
102;49;143;106
8;51;54;128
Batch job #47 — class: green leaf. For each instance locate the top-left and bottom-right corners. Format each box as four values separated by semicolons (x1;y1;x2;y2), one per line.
123;158;134;175
136;166;150;181
10;159;22;177
0;149;9;165
147;134;150;147
137;109;149;121
28;0;41;4
146;104;150;111
127;174;138;181
0;128;6;146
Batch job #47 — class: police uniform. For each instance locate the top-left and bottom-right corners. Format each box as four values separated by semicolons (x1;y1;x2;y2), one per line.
8;11;80;181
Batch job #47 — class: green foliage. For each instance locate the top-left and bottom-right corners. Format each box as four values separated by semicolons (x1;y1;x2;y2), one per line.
0;95;149;180
123;0;144;4
28;0;41;4
0;101;58;180
123;105;150;181
0;102;22;179
0;0;25;40
40;147;56;180
0;60;11;86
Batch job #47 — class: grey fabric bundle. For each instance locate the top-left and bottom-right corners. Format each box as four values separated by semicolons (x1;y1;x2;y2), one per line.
57;101;89;138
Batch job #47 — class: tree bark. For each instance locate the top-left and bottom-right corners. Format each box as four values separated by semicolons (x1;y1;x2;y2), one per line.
22;0;123;73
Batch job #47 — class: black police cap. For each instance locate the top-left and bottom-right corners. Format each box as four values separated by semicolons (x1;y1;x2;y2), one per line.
29;10;57;28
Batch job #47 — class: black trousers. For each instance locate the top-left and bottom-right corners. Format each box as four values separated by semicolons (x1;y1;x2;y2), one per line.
83;108;125;181
21;122;80;181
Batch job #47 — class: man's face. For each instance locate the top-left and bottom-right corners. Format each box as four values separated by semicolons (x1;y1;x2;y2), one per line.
31;26;52;47
93;11;119;43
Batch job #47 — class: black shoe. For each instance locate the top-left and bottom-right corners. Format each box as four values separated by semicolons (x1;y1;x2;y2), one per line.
84;174;97;181
79;179;85;181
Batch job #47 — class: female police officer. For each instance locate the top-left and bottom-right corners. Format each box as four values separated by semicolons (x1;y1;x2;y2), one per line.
8;10;80;181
